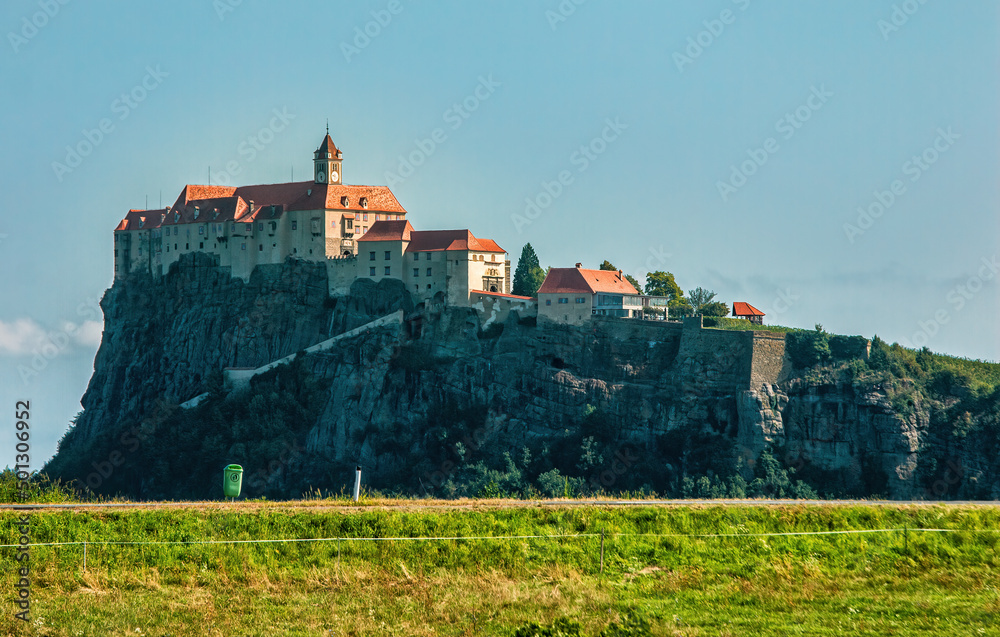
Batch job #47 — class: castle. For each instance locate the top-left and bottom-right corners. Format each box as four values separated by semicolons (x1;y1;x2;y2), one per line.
113;133;516;307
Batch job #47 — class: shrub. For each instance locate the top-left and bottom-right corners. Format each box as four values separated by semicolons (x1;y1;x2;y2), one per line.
829;335;869;360
786;330;831;368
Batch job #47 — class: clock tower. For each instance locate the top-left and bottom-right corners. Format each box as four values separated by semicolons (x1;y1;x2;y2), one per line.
313;131;342;185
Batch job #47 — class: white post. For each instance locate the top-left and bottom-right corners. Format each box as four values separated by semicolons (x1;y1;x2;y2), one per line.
353;465;362;502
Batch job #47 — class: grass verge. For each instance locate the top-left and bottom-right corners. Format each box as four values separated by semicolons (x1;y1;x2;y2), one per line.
1;503;999;635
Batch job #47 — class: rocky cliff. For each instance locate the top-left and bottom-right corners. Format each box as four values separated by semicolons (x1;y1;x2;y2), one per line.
45;257;998;500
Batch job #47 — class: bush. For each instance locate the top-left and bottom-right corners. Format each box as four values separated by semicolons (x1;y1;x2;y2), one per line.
829;335;869;360
786;330;831;368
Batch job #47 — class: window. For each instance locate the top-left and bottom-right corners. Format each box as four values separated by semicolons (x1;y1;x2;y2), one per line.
199;242;203;249
369;251;375;261
384;251;391;260
175;243;178;250
259;245;263;251
257;223;263;230
241;243;246;250
114;249;118;257
558;298;568;304
384;266;391;275
292;221;297;230
198;226;204;235
427;284;431;289
426;268;432;276
545;299;551;306
369;267;376;276
413;268;419;277
413;253;419;261
426;252;432;260
576;297;585;304
346;219;352;229
174;227;178;235
185;243;189;250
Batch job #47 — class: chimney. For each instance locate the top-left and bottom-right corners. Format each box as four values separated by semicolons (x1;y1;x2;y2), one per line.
248;200;254;213
618;269;623;280
307;189;312;197
575;262;582;268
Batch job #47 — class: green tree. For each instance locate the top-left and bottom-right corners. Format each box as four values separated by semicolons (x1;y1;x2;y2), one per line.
512;243;545;296
645;271;692;316
700;301;729;317
688;287;717;313
644;271;683;299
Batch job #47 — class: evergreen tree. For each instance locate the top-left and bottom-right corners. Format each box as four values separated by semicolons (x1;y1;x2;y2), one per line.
512;244;545;296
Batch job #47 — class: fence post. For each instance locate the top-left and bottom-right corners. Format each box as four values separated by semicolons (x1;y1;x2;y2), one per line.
353;466;362;502
83;542;87;573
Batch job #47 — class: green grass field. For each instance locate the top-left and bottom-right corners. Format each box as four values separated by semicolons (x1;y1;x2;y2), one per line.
2;501;1000;636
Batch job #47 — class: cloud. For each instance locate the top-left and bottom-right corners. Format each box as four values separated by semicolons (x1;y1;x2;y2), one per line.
71;320;103;347
0;318;103;357
0;319;48;356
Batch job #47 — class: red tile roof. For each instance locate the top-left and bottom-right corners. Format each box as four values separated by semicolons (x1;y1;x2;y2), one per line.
122;181;406;231
315;134;341;158
733;302;765;317
115;209;164;231
471;290;533;301
356;220;414;242
538;267;638;295
404;229;506;253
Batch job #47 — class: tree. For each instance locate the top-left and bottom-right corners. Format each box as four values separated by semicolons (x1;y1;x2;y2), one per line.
644;271;683;299
700;301;729;317
600;260;642;292
688;287;717;313
512;244;545;296
645;271;691;317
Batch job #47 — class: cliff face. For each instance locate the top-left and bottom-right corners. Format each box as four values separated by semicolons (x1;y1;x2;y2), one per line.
68;253;411;444
49;258;983;500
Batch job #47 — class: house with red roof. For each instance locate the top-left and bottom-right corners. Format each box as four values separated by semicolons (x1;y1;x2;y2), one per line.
355;220;509;305
732;302;765;325
113;132;511;305
537;264;646;325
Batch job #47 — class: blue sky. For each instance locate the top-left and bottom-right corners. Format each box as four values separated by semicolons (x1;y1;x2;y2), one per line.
1;0;997;467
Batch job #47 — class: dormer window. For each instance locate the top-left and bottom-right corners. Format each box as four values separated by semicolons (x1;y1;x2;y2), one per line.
360;197;368;209
341;196;349;207
193;206;200;220
138;217;145;228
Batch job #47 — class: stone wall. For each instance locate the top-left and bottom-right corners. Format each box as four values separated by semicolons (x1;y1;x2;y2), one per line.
749;332;791;390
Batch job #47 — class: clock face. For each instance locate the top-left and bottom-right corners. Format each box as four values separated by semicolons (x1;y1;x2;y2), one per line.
317;171;327;183
330;170;339;182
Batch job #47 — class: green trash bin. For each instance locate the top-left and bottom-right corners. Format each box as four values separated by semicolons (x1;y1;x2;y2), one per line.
223;464;243;498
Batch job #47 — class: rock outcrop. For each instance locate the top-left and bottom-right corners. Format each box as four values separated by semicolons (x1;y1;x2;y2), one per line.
48;257;980;500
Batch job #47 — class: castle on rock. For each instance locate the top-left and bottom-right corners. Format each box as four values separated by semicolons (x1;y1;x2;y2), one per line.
114;133;513;306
